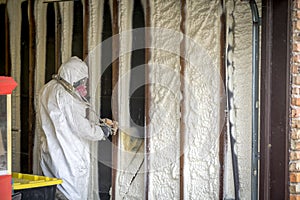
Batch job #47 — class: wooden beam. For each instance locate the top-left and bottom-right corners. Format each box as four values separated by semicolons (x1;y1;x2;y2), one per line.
260;0;291;199
179;0;186;199
5;1;11;76
83;0;89;59
55;3;61;73
219;1;227;199
145;0;151;199
28;0;36;173
111;0;119;199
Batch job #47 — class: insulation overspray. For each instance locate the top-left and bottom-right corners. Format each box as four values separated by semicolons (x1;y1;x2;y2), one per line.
184;0;222;199
148;1;181;199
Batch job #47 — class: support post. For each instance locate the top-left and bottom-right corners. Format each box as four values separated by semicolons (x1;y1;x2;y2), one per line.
28;0;36;173
55;3;61;72
83;0;89;59
5;0;10;76
179;0;186;199
219;0;227;198
111;0;119;199
145;0;151;199
260;0;290;199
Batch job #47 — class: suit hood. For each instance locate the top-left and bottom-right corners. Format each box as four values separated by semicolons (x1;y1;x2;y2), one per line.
58;56;88;85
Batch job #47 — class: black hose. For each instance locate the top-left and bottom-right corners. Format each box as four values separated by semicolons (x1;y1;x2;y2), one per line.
226;86;240;199
249;0;260;200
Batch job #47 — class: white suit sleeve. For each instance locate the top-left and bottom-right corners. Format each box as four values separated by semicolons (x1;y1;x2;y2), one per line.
59;91;105;141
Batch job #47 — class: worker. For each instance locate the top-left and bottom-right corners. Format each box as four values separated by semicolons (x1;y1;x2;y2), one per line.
35;56;117;200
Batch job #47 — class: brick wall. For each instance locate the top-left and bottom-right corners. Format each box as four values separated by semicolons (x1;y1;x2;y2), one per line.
291;1;300;200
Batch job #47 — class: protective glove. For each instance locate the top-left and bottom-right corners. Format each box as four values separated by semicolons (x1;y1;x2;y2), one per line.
100;125;112;137
101;118;118;136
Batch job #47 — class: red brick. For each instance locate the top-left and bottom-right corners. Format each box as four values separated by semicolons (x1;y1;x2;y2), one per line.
296;21;300;31
297;11;300;19
291;173;296;182
293;88;300;95
294;33;300;42
291;140;300;150
296;142;300;151
292;119;300;128
292;98;300;106
292;65;300;74
290;194;300;200
294;54;300;63
296;2;300;9
291;163;297;171
292;129;300;140
293;108;300;118
295;76;300;85
291;185;297;194
294;43;300;52
294;76;300;85
291;151;300;160
290;162;300;171
290;172;300;182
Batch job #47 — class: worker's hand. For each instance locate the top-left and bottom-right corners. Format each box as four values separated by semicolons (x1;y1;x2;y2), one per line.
111;121;118;135
103;118;113;126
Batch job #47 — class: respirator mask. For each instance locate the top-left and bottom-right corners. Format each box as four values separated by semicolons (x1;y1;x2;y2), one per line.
73;77;88;98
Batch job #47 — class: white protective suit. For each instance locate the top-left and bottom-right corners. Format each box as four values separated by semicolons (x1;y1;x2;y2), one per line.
37;57;105;200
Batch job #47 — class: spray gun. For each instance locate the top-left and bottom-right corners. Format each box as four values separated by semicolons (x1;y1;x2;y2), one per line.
98;118;118;136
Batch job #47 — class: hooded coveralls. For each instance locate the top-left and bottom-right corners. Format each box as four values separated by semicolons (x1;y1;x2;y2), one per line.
37;57;105;200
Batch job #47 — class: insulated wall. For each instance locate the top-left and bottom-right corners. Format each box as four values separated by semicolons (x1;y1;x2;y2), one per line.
226;1;253;198
224;1;261;198
147;0;182;199
145;0;260;199
145;0;223;199
183;1;222;199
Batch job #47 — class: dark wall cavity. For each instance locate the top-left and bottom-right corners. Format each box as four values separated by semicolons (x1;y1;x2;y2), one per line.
20;1;30;173
45;3;56;83
72;1;83;59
